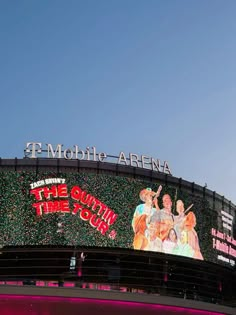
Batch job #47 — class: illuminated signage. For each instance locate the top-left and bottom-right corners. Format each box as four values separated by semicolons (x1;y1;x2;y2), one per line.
30;178;118;238
29;177;206;261
24;142;172;175
0;170;235;268
211;208;236;266
221;210;234;231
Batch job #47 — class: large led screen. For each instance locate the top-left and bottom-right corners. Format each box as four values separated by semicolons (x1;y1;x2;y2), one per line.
0;171;235;267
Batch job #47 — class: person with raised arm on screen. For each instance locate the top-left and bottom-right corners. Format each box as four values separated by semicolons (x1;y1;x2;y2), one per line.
132;185;162;250
151;193;175;241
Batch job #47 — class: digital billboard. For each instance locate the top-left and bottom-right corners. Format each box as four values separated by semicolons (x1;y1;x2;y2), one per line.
0;171;235;267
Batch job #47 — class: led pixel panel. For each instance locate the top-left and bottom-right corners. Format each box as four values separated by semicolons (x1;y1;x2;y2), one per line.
0;171;235;267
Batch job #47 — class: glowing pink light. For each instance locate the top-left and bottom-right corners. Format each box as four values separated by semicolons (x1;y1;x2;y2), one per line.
88;283;94;289
98;284;111;291
47;282;58;287
77;266;82;276
36;281;45;287
63;282;75;288
6;281;23;286
164;273;168;282
0;294;226;315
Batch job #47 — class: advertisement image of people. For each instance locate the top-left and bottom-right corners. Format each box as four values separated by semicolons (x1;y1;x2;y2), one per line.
132;186;204;260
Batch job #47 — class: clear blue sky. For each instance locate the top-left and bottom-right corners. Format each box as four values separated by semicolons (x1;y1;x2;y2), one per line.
0;1;236;202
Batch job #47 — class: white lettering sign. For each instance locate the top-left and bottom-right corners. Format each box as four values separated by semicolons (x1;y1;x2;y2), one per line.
24;142;172;175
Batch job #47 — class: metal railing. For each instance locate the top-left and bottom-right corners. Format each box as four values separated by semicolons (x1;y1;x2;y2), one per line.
0;247;235;308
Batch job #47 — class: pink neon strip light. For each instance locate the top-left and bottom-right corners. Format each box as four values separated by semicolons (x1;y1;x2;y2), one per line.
0;294;227;315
